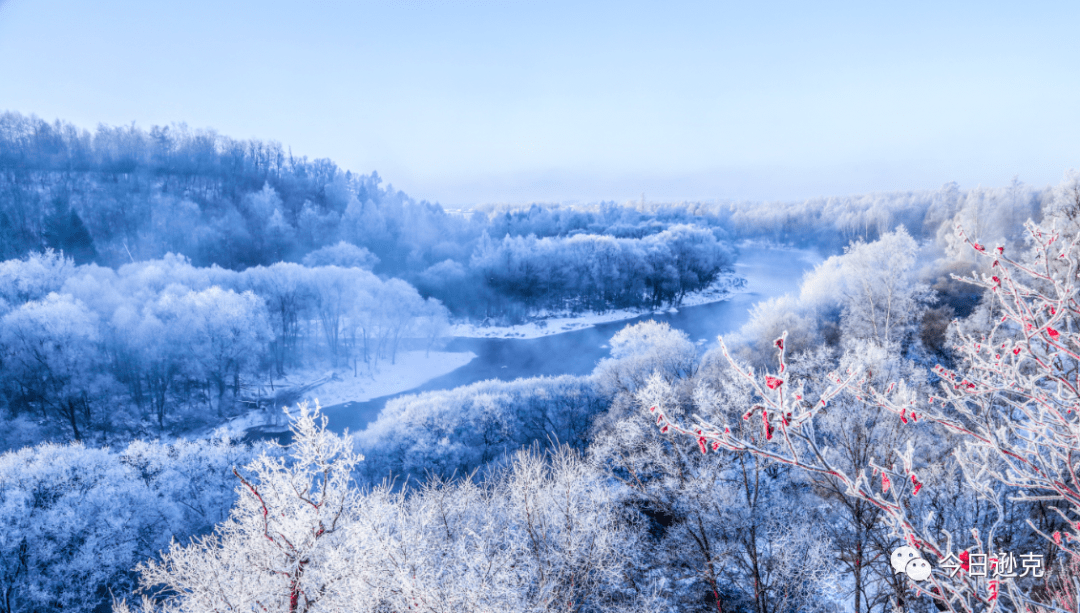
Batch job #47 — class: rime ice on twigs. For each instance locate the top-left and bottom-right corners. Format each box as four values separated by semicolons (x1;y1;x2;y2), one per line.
646;221;1080;613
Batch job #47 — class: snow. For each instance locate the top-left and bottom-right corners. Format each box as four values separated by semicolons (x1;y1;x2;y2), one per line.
209;350;476;438
297;350;477;407
208;407;281;440
450;272;747;340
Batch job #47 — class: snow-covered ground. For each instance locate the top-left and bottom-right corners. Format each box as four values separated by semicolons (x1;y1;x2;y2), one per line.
297;350;476;406
450;272;747;340
211;350;475;438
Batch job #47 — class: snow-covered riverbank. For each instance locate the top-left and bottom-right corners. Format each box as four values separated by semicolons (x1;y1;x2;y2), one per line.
450;272;747;340
305;351;477;406
212;350;476;438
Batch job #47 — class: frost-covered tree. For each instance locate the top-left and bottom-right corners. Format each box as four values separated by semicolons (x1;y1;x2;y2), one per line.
118;404;655;613
0;250;74;315
730;294;828;368
344;276;445;368
592;331;840;613
301;240;379;270
799;227;932;346
0;443;157;612
122;403;361;613
0;435;259;613
307;266;375;367
1041;169;1080;239
594;320;698;402
355;375;607;484
0;248;457;436
241;262;314;375
646;222;1080;613
0;293;110;439
155;286;273;415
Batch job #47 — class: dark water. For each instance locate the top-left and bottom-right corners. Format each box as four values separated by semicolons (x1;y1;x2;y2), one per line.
318;245;819;435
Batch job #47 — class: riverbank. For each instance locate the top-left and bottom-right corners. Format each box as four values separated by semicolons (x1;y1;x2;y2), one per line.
315;244;820;435
212;350;476;439
449;272;747;340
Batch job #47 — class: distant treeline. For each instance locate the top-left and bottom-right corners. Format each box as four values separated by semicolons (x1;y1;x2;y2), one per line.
0;112;456;271
0;112;739;319
700;178;1046;251
0;111;1060;322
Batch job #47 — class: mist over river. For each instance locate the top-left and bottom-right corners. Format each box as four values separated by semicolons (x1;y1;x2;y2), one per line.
321;245;821;435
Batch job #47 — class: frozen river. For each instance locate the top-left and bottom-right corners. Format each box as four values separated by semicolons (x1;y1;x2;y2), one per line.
320;244;821;434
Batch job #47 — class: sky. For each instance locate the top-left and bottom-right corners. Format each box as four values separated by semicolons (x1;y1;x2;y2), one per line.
1;0;1078;206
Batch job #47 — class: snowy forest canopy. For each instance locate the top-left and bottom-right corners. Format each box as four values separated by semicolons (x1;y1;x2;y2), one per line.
0;111;1055;320
0;112;736;320
2;111;1080;613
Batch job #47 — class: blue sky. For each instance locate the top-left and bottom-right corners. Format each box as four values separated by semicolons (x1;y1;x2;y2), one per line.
1;0;1078;206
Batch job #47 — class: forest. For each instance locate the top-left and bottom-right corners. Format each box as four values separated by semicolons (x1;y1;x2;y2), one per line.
0;112;735;321
1;112;1079;613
